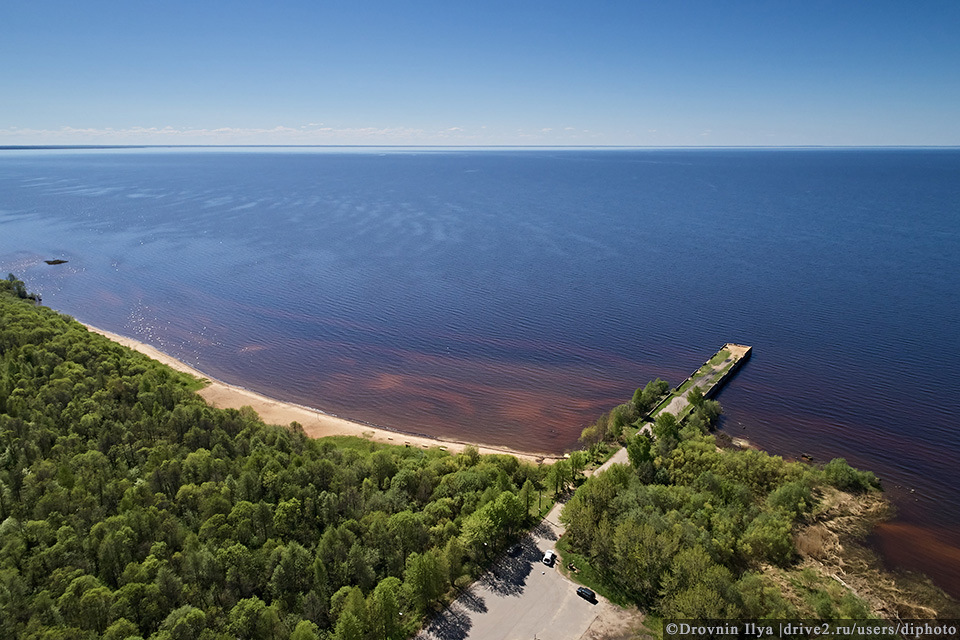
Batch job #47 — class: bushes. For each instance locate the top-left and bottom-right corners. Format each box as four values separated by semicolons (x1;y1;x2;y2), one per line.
632;378;670;415
562;398;881;619
823;458;879;493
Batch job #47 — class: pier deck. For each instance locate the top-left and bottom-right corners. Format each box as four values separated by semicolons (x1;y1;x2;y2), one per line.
654;343;752;421
594;343;751;473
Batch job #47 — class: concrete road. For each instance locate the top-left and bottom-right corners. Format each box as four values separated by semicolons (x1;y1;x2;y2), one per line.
416;503;604;640
594;446;630;475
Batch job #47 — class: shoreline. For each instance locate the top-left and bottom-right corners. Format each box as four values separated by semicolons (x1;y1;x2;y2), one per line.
82;323;561;464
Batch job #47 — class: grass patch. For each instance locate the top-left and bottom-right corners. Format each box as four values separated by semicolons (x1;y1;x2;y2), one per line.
640;615;663;639
556;537;634;607
318;435;451;460
318;434;390;452
708;349;731;366
179;373;209;393
588;442;622;467
715;359;735;377
535;496;556;519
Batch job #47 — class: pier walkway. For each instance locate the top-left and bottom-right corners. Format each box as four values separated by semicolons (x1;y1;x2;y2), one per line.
657;343;751;419
595;343;751;474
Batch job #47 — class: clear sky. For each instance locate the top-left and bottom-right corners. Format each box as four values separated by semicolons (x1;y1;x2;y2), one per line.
2;1;958;146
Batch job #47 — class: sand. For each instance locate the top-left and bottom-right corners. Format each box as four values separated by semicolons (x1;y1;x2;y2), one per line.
83;324;560;464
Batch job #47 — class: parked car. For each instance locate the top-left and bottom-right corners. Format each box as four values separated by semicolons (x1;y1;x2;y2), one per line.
576;586;596;601
542;550;556;566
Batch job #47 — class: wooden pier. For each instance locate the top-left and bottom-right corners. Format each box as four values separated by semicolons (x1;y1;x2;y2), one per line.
648;343;753;423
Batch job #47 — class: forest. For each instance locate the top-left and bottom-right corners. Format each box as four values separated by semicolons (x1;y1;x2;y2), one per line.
560;387;883;622
0;276;542;640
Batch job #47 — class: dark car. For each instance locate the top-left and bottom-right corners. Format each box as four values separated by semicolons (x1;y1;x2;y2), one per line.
576;586;596;601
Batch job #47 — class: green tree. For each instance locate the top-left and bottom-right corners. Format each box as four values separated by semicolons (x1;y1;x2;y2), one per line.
626;432;653;469
633;378;669;414
547;459;570;494
330;585;366;628
823;458;878;493
489;491;525;537
273;497;303;540
460;504;496;557
687;385;705;408
519;479;535;520
158;605;207;640
104;617;144;640
766;481;813;519
736;572;797;619
269;541;314;611
333;610;363;640
444;536;466;584
661;583;735;619
290;620;321;640
228;597;268;640
403;550;449;612
740;511;795;566
652;412;680;455
368;576;403;640
569;451;587;482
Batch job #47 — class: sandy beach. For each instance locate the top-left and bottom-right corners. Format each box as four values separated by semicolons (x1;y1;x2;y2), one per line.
83;324;560;464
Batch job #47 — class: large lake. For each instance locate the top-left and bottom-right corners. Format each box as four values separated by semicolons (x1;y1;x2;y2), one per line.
2;147;958;596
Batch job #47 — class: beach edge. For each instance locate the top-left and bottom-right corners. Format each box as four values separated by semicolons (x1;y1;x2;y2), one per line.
81;323;561;464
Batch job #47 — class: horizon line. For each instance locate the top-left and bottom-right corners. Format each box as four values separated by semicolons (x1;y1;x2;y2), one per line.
3;144;960;151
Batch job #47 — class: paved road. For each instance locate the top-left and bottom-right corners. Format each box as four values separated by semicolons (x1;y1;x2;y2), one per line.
660;355;732;416
594;446;630;475
416;502;605;640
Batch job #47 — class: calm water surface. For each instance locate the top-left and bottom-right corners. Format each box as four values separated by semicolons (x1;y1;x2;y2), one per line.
1;148;958;595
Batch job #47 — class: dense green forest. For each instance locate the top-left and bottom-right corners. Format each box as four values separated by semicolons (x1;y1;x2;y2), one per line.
560;399;882;621
0;277;542;640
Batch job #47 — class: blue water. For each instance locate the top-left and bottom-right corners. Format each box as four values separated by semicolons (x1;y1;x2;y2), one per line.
2;147;959;593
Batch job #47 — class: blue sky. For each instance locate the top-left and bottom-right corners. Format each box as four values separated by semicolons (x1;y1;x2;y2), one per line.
1;1;958;146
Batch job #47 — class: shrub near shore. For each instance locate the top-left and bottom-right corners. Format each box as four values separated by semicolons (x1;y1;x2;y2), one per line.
0;277;544;640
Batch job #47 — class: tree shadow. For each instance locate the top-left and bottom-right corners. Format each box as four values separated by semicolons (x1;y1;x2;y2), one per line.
419;601;474;640
531;521;558;541
417;526;565;637
457;587;487;614
478;537;540;597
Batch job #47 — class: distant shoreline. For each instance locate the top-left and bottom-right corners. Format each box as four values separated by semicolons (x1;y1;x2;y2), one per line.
5;144;960;150
82;323;561;464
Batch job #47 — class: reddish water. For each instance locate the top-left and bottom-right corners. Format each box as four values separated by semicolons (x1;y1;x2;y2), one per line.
871;522;960;595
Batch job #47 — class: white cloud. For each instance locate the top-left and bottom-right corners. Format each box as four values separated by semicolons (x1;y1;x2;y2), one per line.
0;124;458;145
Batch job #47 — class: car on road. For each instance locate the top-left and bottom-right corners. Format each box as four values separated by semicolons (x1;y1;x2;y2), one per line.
542;550;556;566
576;587;596;602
